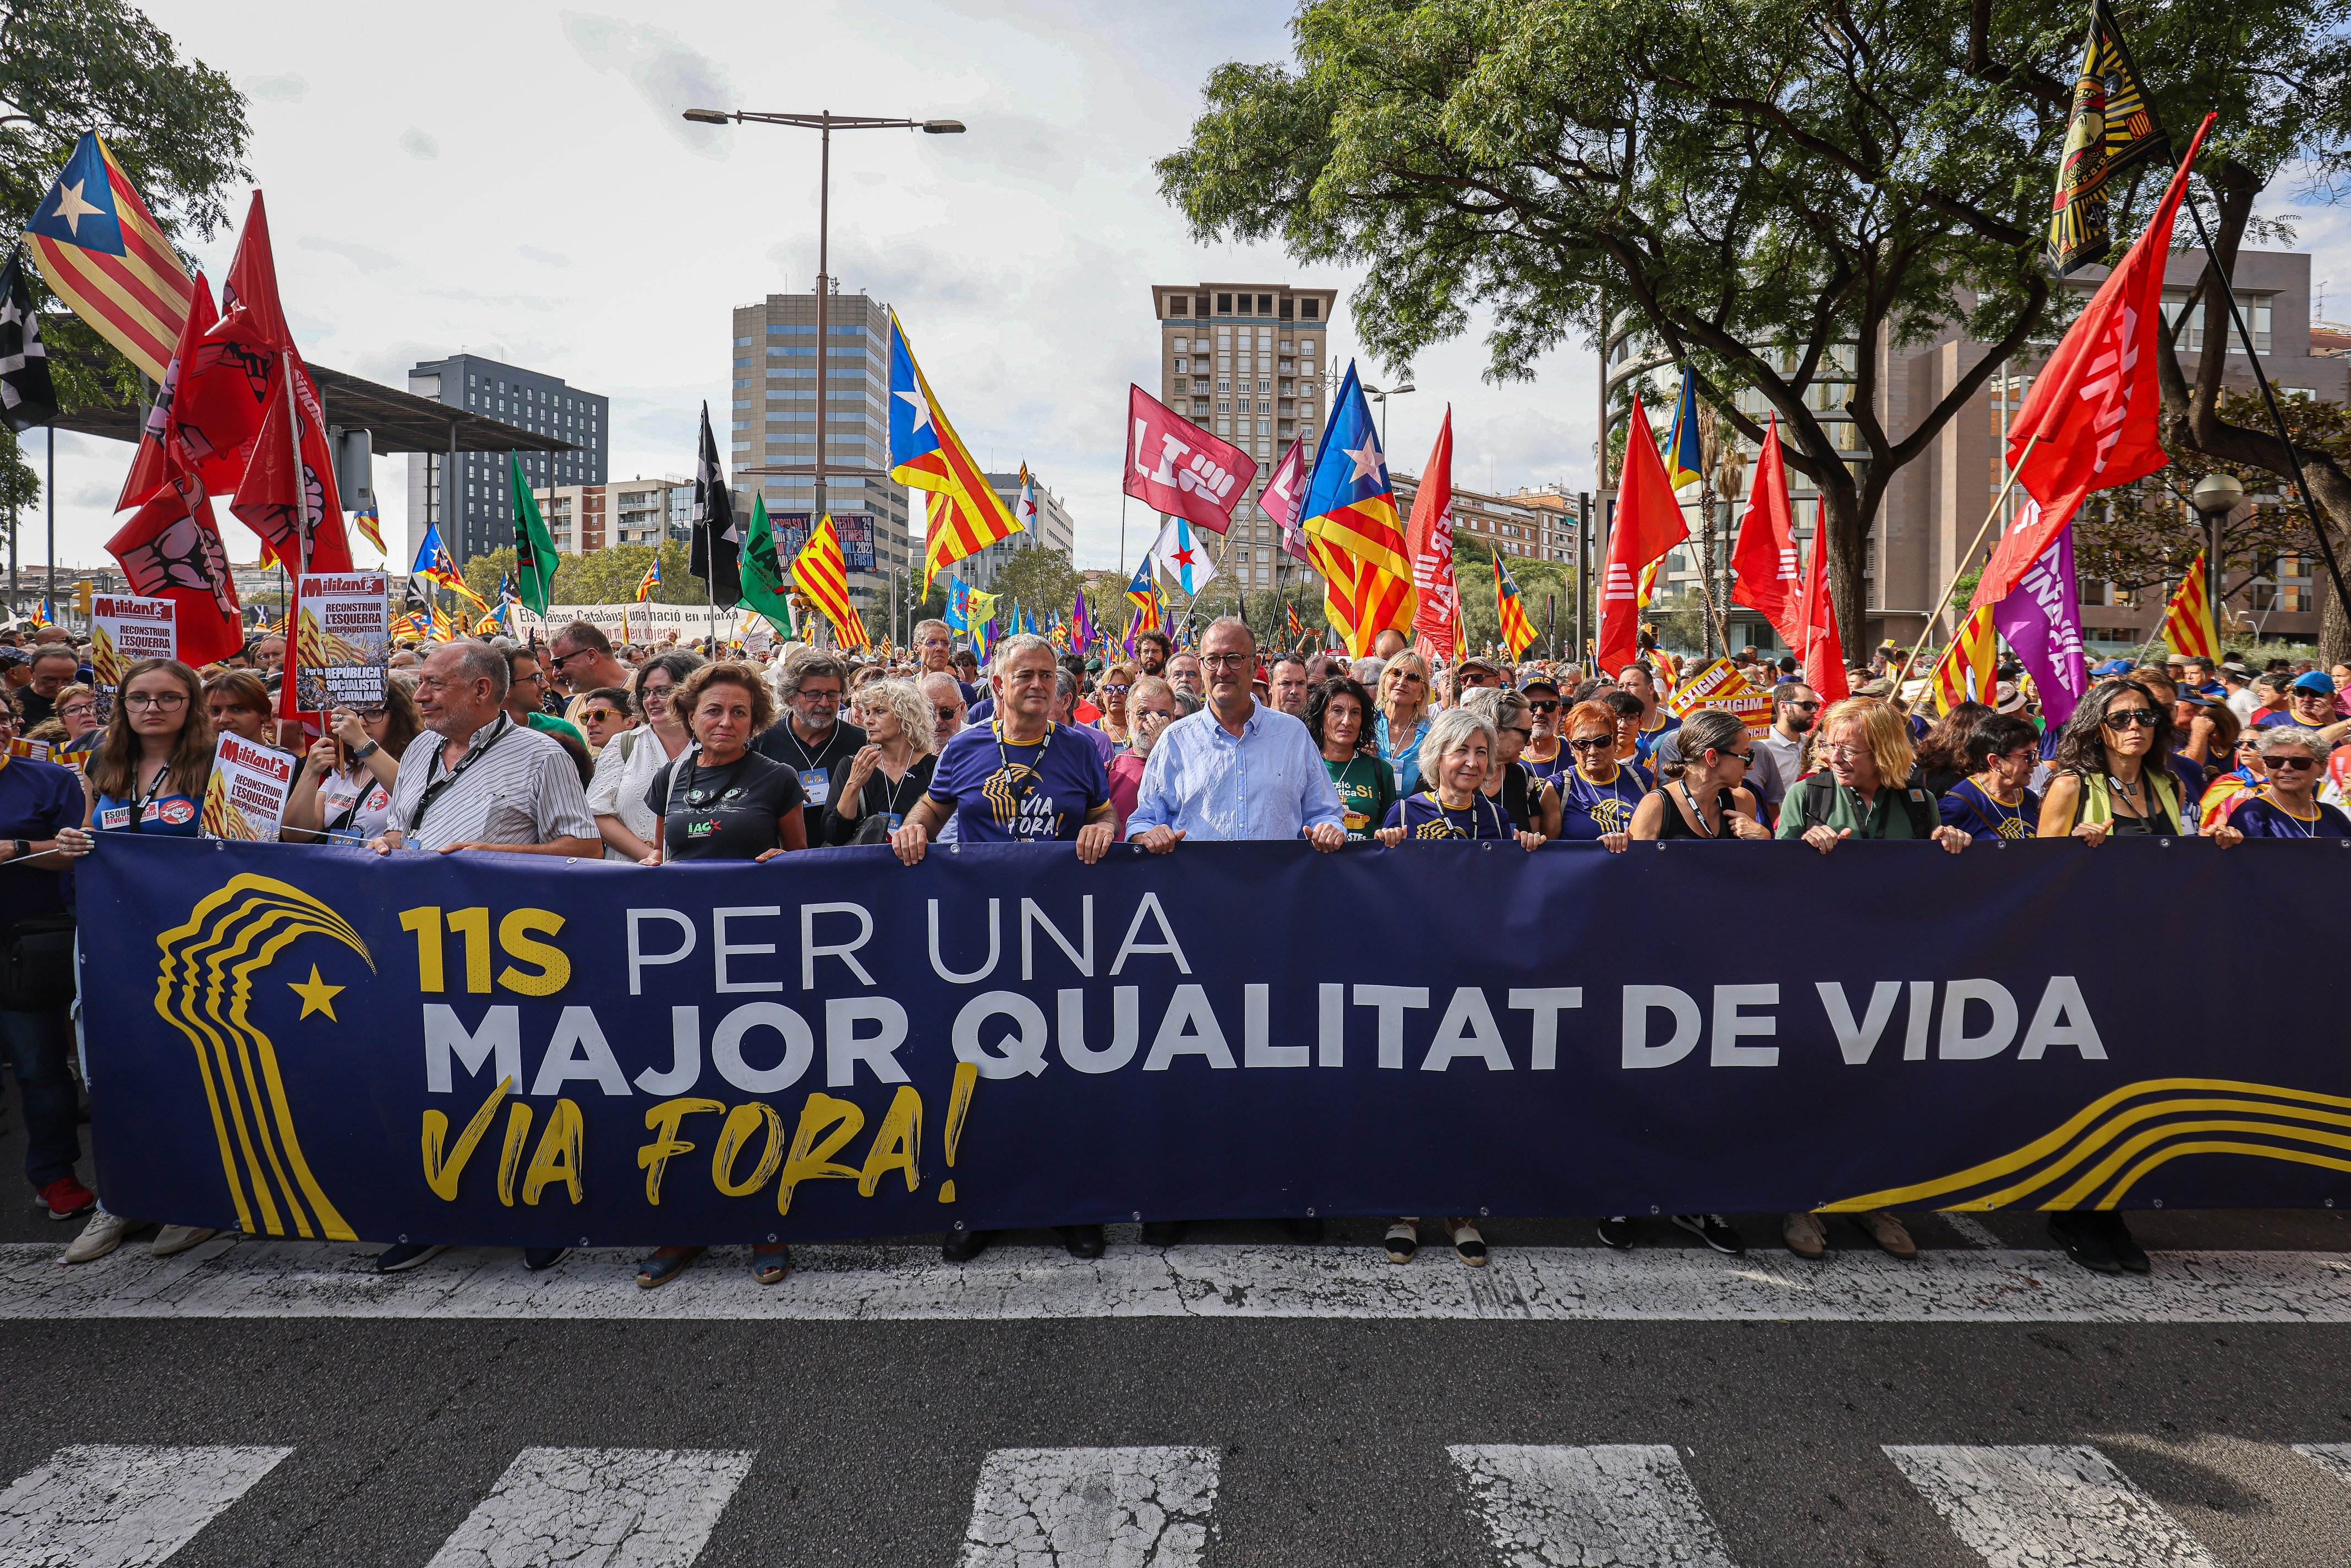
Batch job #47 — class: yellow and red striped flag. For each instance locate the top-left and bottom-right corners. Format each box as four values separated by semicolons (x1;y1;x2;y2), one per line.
2162;550;2219;659
888;312;1024;587
24;132;194;382
1928;603;1999;713
1299;363;1415;655
1494;555;1538;659
791;513;860;643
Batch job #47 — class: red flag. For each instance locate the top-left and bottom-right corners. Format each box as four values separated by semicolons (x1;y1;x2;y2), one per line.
1980;113;2216;607
1595;394;1690;675
106;468;244;666
1406;407;1459;660
1125;385;1258;536
1730;417;1805;650
213;190;294;358
1257;436;1312;562
1797;524;1850;702
116;274;222;512
167;193;307;507
230;355;351;577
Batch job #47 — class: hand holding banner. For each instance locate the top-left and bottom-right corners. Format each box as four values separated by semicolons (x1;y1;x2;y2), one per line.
1125;386;1258;536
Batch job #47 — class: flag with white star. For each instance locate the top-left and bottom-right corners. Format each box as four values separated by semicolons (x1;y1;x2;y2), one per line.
23;132;195;383
0;252;58;434
888;310;1024;587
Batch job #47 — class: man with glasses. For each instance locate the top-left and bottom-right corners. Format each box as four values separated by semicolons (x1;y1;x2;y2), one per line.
2255;670;2351;747
575;688;636;751
504;649;585;746
545;621;635;703
15;648;78;727
753;650;866;804
919;671;967;743
1753;684;1818;804
1518;675;1567;784
911;618;977;704
1166;649;1205;702
1456;654;1505;693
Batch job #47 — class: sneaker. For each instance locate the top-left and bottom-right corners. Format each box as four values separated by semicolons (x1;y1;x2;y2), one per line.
36;1176;95;1220
1449;1221;1488;1267
1852;1210;1917;1260
1781;1211;1828;1260
61;1209;136;1264
374;1242;447;1274
1384;1221;1419;1264
1671;1214;1745;1255
150;1225;220;1258
1058;1225;1106;1260
522;1248;568;1272
2097;1211;2151;1275
941;1227;991;1263
1597;1215;1637;1250
1140;1220;1189;1247
2049;1212;2120;1275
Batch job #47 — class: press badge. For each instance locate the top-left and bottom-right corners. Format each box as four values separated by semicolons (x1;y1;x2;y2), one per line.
799;768;829;799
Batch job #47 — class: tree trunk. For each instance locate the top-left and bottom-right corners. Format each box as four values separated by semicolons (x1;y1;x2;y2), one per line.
1819;482;1870;673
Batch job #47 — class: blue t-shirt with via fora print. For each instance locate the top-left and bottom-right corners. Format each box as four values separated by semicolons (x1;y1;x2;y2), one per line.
925;721;1111;843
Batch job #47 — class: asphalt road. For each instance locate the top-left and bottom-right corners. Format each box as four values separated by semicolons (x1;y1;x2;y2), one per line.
6;1118;2351;1566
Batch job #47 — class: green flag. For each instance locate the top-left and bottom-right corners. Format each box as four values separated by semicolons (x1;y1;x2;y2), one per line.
509;454;560;615
738;494;799;639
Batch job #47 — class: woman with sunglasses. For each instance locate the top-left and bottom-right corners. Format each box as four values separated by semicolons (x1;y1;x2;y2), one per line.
1308;675;1395;840
1107;675;1177;837
1937;712;2043;841
1464;687;1565;839
1912;701;1992;799
586;649;704;862
1095;662;1140;750
1555;699;1645;850
284;683;423;845
1374;651;1435;796
63;659;219;1264
634;660;806;1292
2038;680;2241;846
825;678;939;844
2228;730;2350;837
1628;710;1769;842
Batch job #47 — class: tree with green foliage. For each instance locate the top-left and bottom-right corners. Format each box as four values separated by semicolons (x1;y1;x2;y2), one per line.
459;539;702;611
1158;0;2351;662
985;545;1086;630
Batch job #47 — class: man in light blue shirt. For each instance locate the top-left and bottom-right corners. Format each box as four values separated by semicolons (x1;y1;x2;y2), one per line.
1126;617;1347;853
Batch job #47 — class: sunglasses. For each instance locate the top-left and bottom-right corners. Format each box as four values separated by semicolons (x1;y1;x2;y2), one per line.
2266;755;2317;771
1719;750;1753;765
1567;736;1616;751
1528;700;1559;713
933;706;961;722
582;708;624;724
2101;709;2159;730
1786;699;1820;709
1100;684;1131;695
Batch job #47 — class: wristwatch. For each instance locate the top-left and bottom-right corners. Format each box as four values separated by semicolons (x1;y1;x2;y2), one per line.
349;740;380;762
7;839;24;861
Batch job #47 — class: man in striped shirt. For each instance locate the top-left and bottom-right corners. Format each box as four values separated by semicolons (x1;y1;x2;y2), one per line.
368;641;599;856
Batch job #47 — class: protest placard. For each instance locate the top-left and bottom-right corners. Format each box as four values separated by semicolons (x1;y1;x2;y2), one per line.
200;734;297;842
90;593;177;724
293;572;390;712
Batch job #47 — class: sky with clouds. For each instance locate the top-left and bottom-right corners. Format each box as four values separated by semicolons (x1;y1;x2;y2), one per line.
29;0;1600;577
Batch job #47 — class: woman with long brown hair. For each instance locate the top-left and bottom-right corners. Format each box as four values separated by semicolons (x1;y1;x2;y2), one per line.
283;681;424;844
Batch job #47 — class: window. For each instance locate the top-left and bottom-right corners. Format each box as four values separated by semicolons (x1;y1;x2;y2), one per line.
1257;420;1271;435
1174;357;1189;373
1169;295;1189;316
1257;294;1273;314
1301;299;1320;320
1239;294;1254;315
1217;329;1232;346
1217;293;1233;314
1300;337;1316;357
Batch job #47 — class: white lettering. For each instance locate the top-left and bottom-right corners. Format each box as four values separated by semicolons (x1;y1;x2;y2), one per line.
801;902;875;989
712;905;783;993
531;1006;630;1096
634;1007;702;1095
1021;896;1095;980
1709;984;1779;1067
1904;979;1934;1062
1508;987;1583;1071
1622;985;1701;1069
423;1003;520;1093
710;1002;816;1093
1109;893;1192;975
1243;982;1305;1067
952;991;1049;1078
625;909;694;996
824;997;909;1086
1817;980;1903;1064
929;898;1000;984
1353;985;1431;1069
1939;979;2019;1060
1142;984;1237;1070
2019;976;2106;1059
1318;981;1346;1067
1423;987;1512;1072
1057;986;1141;1073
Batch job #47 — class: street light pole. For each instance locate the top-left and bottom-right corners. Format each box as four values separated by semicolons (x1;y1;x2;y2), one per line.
1364;383;1416;456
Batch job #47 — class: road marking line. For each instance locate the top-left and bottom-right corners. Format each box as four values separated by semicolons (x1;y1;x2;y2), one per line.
424;1446;753;1568
1448;1444;1741;1567
2294;1443;2351;1488
0;1443;291;1568
3;1242;2347;1323
1885;1444;2220;1567
1942;1215;2002;1248
960;1446;1218;1567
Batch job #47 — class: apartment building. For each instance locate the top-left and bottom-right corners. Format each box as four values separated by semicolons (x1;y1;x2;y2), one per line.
953;471;1078;585
1150;281;1341;590
530;476;692;556
403;354;607;566
1390;473;1582;564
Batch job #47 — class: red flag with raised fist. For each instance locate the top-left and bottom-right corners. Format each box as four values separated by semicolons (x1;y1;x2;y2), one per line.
1796;525;1849;703
1595;394;1690;675
106;466;244;666
1125;386;1257;536
1981;113;2217;607
1730;416;1805;651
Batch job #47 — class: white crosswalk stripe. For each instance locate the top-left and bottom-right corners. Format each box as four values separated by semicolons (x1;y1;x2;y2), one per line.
423;1446;754;1568
1885;1444;2220;1567
959;1446;1220;1567
0;1443;291;1568
7;1241;2350;1324
2294;1442;2351;1488
1448;1444;1741;1567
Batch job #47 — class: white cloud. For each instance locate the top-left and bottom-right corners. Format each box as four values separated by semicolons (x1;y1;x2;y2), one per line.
299;236;401;275
559;12;731;158
240;73;307;102
398;127;438;160
518;245;573;269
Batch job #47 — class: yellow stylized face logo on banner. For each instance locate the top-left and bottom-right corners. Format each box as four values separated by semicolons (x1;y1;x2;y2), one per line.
153;875;374;1239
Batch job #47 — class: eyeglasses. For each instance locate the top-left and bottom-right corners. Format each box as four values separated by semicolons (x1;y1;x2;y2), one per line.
2266;755;2318;771
1567;736;1615;751
1200;653;1251;669
1785;699;1820;710
2101;709;2159;730
125;691;188;710
933;705;962;722
1100;683;1131;695
2235;739;2262;751
1503;726;1533;739
1528;700;1559;713
546;648;593;670
581;708;623;725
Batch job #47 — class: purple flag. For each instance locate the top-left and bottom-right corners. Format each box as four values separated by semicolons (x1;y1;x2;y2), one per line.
1991;502;2088;728
1071;589;1097;652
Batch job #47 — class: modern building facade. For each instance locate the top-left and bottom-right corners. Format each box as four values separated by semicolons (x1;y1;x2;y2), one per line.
529;476;691;556
963;470;1078;584
729;288;912;616
404;354;606;567
1390;473;1580;564
1150;281;1341;590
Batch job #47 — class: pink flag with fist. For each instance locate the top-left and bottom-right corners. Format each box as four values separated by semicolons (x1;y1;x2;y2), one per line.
1125;385;1259;536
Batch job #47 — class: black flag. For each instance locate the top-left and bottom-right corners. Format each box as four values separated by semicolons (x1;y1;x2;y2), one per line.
691;401;742;605
1;252;58;434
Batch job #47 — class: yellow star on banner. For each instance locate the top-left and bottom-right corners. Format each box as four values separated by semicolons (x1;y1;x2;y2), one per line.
287;965;344;1021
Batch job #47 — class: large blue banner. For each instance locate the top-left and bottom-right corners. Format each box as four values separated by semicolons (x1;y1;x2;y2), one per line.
78;835;2351;1247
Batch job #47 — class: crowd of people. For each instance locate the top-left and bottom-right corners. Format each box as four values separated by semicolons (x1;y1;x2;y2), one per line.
0;611;2343;1287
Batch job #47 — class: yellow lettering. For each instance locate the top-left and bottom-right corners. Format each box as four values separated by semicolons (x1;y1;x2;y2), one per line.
522;1098;585;1206
712;1102;785;1198
858;1085;924;1198
446;907;493;994
638;1098;723;1206
497;909;571;996
496;1101;534;1208
420;1076;510;1201
400;906;445;993
777;1093;866;1216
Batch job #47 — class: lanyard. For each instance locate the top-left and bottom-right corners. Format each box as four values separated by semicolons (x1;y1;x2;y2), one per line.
409;716;510;836
1414;790;1502;838
773;722;836;774
991;719;1054;824
120;763;173;835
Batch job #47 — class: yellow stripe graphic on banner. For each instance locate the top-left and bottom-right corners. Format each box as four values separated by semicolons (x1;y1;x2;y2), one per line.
154;877;373;1239
1824;1078;2351;1212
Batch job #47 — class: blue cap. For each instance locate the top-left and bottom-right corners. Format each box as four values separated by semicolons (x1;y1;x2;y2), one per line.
2091;658;2135;676
2291;670;2337;695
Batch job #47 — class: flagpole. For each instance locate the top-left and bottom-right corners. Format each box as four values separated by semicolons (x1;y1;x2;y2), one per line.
1117;488;1129;579
1887;433;2042;696
43;423;54;624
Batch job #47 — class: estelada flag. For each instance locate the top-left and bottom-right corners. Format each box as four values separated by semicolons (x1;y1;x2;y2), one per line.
1980;113;2218;610
2162;550;2219;658
890;311;1024;586
1299;362;1413;655
1730;416;1805;650
792;513;859;641
1494;555;1537;660
1595;392;1690;675
23;132;194;382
